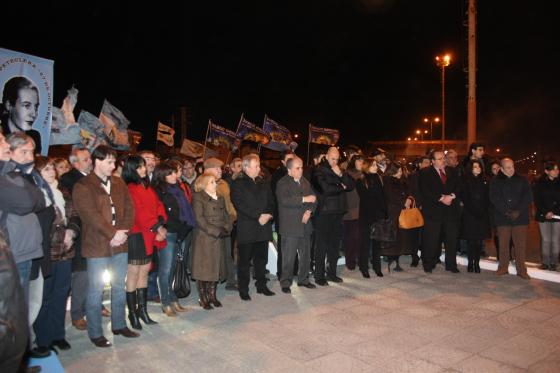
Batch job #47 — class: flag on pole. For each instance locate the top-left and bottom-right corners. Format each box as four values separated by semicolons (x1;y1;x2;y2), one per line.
309;124;340;145
49;106;81;145
236;115;270;145
180;138;205;158
78;110;109;150
262;115;291;151
157;121;175;147
99;100;131;148
205;120;240;162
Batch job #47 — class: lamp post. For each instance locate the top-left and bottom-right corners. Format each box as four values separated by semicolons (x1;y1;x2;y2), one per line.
423;116;440;141
435;54;451;150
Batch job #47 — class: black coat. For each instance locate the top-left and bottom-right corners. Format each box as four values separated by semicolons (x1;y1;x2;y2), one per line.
231;173;274;245
419;166;462;222
356;173;386;226
59;168;87;271
311;160;355;216
489;172;532;226
533;175;560;222
460;176;491;240
155;187;194;240
381;176;415;256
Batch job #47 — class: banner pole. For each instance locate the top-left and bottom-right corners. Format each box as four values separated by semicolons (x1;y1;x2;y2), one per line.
203;119;211;160
306;123;311;166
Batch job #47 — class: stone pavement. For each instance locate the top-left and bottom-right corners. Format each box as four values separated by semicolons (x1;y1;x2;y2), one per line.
59;259;560;373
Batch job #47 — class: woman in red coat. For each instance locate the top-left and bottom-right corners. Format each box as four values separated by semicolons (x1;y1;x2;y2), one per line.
122;155;167;330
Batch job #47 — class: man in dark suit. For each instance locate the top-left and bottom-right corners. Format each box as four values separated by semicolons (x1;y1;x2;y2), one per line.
231;154;275;300
311;147;355;285
419;150;462;273
276;157;317;293
60;147;93;331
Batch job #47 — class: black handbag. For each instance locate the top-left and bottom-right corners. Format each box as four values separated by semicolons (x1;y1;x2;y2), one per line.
172;240;191;298
370;218;397;244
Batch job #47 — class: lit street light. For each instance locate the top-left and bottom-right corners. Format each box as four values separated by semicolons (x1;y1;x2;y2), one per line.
435;54;451;150
423;116;440;141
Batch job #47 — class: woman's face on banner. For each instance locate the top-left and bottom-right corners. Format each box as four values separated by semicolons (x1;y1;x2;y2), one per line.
8;87;39;131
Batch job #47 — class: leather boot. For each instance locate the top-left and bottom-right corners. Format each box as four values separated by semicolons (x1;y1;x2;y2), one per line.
197;281;213;310
467;258;474;273
208;282;222;307
126;291;142;330
136;288;158;325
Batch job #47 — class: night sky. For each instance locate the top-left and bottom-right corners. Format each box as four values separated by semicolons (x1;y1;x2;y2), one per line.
3;1;558;158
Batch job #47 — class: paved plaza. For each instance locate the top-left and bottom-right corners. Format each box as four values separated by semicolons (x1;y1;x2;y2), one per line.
58;257;560;373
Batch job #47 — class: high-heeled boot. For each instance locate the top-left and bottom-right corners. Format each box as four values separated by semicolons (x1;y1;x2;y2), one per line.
126;291;142;330
208;282;222;307
197;281;213;310
393;257;403;272
137;288;158;325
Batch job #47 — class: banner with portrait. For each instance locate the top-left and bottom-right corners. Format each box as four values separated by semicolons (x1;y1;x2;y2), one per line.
309;124;340;146
262;115;292;151
0;48;54;155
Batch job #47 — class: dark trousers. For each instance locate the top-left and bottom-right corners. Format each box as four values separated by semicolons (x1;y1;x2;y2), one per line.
467;240;482;265
33;260;72;347
280;236;311;287
238;241;268;293
358;221;381;272
315;213;343;279
344;220;361;269
422;220;459;271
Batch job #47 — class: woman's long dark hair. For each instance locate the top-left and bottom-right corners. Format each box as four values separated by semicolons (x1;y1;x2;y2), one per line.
465;159;486;182
152;162;177;194
121;155;147;185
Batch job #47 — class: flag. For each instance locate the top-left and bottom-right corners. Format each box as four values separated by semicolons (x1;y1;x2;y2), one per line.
180;138;205;158
309;124;340;145
262;115;291;151
78;110;109;150
205;120;240;162
206;120;239;151
236;115;270;145
157;121;175;147
99;99;130;132
98;99;131;148
49;106;81;145
61;86;78;124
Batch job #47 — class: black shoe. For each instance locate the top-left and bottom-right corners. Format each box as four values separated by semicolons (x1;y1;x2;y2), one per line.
326;275;343;283
29;346;51;358
361;271;371;278
374;270;384;277
550;264;557;271
446;268;460;273
474;262;481;273
90;336;112;348
239;292;251;301
256;287;276;296
49;345;59;355
51;339;71;350
393;264;403;272
539;264;550;270
281;287;291;294
411;257;420;267
315;279;329;286
112;327;140;338
297;282;317;289
424;268;432;273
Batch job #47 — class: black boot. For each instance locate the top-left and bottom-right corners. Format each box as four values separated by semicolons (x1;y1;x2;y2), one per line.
394;257;403;272
136;288;158;325
126;291;142;330
208;282;222;307
474;261;480;273
467;258;474;273
198;281;213;310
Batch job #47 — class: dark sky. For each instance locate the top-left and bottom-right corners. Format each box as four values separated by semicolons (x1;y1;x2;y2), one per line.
3;0;558;157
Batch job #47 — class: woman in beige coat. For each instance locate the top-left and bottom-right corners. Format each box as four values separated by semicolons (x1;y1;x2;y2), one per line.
192;173;232;310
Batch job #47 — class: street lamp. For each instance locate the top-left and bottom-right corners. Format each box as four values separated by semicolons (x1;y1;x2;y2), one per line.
435;54;451;150
423;116;440;141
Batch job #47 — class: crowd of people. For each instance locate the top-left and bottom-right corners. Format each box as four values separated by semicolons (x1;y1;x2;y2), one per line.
1;128;558;372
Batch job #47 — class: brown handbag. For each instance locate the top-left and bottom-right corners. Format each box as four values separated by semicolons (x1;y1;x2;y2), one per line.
398;198;424;229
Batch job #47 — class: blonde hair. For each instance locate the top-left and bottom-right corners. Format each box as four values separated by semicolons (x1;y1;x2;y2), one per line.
194;173;216;192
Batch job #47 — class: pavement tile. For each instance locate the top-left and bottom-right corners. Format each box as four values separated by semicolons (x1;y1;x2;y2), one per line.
305;351;372;373
411;344;473;368
480;333;558;369
456;355;526;373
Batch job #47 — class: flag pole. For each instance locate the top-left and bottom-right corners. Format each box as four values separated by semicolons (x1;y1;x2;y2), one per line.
306;123;311;166
203;119;211;160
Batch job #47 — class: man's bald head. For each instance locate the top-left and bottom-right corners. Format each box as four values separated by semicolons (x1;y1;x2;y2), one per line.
501;158;515;177
326;147;340;168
